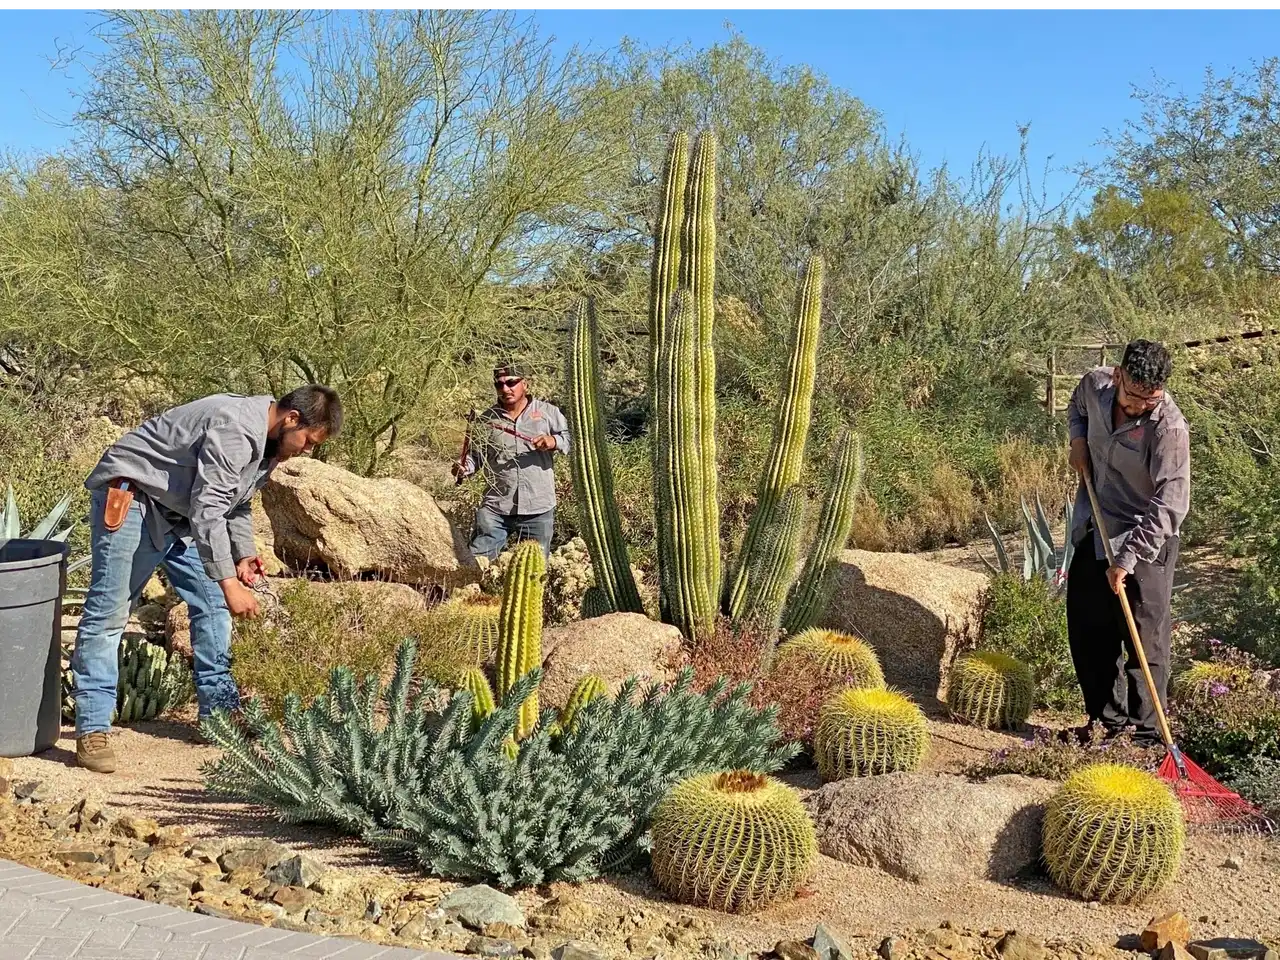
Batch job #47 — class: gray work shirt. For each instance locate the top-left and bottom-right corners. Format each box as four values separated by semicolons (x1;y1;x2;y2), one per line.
462;397;570;515
86;394;276;582
1067;367;1191;572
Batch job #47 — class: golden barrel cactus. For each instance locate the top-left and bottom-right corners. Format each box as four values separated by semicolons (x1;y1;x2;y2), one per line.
814;687;929;781
778;628;885;689
946;650;1034;730
650;770;816;913
1042;763;1185;904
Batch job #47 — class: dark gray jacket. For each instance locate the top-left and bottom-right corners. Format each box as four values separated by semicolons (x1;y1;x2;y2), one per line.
461;397;570;515
86;394;275;582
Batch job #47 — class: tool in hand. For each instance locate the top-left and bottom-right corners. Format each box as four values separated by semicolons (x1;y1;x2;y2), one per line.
455;408;477;486
1083;470;1268;831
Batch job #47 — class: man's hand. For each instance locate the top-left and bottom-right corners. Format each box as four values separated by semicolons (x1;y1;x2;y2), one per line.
530;434;557;452
451;460;466;479
1106;564;1128;596
220;578;261;619
235;557;264;587
1069;437;1091;477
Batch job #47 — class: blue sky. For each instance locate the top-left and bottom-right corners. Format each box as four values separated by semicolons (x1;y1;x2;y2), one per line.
2;9;1277;210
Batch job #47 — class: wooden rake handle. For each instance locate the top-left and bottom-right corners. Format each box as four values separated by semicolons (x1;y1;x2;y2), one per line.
1082;470;1178;752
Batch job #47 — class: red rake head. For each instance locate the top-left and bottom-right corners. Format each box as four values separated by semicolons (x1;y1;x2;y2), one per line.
1157;749;1273;833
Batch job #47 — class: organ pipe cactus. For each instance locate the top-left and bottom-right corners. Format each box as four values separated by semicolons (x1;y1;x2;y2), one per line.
742;487;806;636
782;428;863;635
724;255;825;620
495;540;545;741
565;298;644;614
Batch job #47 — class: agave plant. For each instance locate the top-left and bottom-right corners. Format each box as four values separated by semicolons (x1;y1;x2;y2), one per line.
980;494;1074;593
0;483;91;576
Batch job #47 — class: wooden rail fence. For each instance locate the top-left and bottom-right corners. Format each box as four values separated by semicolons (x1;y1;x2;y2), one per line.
1042;327;1280;414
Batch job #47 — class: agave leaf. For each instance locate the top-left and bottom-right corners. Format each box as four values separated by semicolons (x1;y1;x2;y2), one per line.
1033;492;1055;555
1022;541;1035;581
983;513;1011;573
27;493;74;541
67;556;93;574
978;551;1000;576
1021;496;1054;579
1;484;18;541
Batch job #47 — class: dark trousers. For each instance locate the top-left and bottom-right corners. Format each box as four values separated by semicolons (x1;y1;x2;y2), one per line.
1065;529;1179;742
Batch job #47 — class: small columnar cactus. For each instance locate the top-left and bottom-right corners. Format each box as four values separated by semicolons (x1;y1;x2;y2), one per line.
496;540;546;740
778;628;886;689
650;770;817;913
946;650;1035;730
457;667;496;729
814;687;929;781
63;636;193;725
557;674;606;734
1042;763;1185;904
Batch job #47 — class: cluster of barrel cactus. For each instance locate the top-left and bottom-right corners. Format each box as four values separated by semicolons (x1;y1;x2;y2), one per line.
814;687;930;781
563;130;864;644
650;770;816;913
778;628;886;689
62;635;193;725
1042;763;1185;903
946;650;1035;730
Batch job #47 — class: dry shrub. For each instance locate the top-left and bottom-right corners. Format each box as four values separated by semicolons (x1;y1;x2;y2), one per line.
985;437;1073;528
687;618;841;749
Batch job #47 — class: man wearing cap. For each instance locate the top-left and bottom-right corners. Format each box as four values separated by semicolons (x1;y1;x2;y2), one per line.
453;363;570;559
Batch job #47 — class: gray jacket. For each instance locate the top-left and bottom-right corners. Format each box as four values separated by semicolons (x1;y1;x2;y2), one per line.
1067;367;1191;572
462;397;570;515
86;394;276;582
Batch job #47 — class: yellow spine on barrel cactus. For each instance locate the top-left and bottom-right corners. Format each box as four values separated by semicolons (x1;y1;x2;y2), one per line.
814;687;929;781
650;770;816;914
1042;763;1185;904
946;650;1034;730
778;628;885;689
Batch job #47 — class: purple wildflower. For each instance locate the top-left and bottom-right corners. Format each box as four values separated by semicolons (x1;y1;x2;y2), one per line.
1209;681;1229;698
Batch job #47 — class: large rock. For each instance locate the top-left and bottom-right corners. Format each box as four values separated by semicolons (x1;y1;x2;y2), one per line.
803;772;1055;885
818;549;989;701
261;458;476;587
539;613;684;710
251;500;287;576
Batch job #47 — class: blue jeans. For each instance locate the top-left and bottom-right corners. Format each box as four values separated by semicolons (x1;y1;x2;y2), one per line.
71;487;239;735
469;506;554;561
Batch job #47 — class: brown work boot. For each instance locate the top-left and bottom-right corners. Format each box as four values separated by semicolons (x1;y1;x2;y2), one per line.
76;732;117;774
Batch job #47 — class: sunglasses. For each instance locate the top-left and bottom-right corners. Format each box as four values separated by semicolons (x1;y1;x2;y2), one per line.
494;378;523;389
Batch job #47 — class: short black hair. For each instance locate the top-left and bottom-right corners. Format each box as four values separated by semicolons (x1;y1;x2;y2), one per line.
1121;339;1173;390
279;384;343;436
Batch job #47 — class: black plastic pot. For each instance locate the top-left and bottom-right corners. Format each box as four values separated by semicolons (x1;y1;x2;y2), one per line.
0;538;69;757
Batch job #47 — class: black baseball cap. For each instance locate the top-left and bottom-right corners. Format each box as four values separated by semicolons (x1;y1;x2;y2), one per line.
493;363;529;381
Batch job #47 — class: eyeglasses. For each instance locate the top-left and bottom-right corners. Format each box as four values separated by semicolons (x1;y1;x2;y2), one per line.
1118;370;1162;407
494;378;523;389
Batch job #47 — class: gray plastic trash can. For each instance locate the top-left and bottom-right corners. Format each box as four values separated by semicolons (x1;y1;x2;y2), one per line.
0;538;69;757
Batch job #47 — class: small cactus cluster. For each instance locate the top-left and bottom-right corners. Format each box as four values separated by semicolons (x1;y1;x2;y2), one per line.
650;770;816;913
946;650;1035;730
777;628;885;689
814;687;930;782
62;636;194;725
1042;763;1185;904
450;540;609;750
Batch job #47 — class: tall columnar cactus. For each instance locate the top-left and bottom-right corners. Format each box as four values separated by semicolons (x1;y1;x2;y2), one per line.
654;290;715;640
946;650;1035;730
1042;763;1185;904
650;770;817;914
648;133;689;394
565;298;644;615
742;486;807;636
558;674;606;734
724;255;825;621
496;540;546;740
680;133;721;601
814;687;929;782
782;428;864;635
580;586;612;620
777;628;885;689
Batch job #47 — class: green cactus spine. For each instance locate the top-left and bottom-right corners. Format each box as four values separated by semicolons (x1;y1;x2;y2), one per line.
742;486;807;636
495;540;546;740
725;255;825;621
814;686;929;782
782;428;863;635
946;650;1035;730
557;674;606;734
458;666;496;729
654;289;714;641
580;586;612;620
778;628;885;689
1042;763;1185;904
566;297;644;615
679;132;721;602
650;770;817;914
